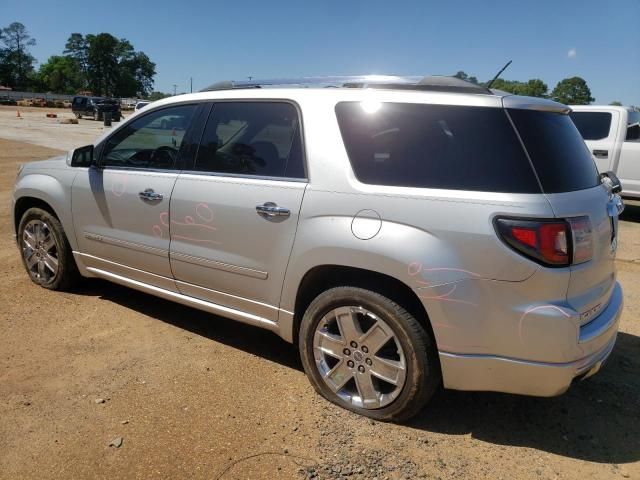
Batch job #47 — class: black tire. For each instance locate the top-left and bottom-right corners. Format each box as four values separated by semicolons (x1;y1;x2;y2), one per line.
18;207;80;291
299;286;440;422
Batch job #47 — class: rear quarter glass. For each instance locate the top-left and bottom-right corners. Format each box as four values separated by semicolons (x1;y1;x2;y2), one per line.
508;109;600;193
335;102;541;193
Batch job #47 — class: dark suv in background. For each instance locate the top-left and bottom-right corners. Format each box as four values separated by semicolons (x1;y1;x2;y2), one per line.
72;96;121;121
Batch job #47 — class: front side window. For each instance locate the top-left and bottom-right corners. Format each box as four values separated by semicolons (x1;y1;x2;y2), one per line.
569;112;613;140
627;111;640;142
194;102;305;179
101;104;196;170
335;102;540;193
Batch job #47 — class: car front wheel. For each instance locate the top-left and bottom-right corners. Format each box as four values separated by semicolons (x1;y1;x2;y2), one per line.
18;208;79;291
299;286;440;422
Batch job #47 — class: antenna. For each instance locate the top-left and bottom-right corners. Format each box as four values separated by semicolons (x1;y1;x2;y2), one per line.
486;60;512;89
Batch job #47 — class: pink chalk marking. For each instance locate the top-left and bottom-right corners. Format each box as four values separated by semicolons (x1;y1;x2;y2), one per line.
420;267;482;277
159;211;169;227
407;262;422;277
152;225;163;238
195;203;215;223
111;175;127;197
518;304;571;344
417;284;478;306
170;220;218;232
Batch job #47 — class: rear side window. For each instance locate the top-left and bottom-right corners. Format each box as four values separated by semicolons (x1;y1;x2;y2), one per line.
194;102;305;179
509;109;599;193
335;102;540;193
569;112;612;140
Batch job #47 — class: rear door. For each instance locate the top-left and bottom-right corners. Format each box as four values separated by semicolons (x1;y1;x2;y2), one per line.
169;101;307;322
569;109;620;172
509;108;617;325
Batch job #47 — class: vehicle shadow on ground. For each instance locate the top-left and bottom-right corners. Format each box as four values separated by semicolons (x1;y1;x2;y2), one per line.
620;200;640;223
77;279;302;371
409;330;640;464
77;279;639;464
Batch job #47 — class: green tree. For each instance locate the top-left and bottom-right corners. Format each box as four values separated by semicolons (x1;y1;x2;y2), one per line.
551;77;594;105
609;101;623;106
488;78;548;97
520;79;548;97
453;70;478;84
147;91;170;101
36;55;83;93
63;33;89;87
63;33;156;97
0;22;37;89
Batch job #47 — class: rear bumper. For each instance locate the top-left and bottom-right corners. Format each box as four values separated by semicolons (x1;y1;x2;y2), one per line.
439;282;623;396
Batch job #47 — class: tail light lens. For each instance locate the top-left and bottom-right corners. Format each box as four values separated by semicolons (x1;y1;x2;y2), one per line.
495;216;592;267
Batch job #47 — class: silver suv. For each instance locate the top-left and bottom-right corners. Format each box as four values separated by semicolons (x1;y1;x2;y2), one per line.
12;76;624;421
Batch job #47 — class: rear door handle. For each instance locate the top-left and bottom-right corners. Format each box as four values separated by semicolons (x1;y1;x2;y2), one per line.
138;188;164;201
593;149;608;159
256;202;290;217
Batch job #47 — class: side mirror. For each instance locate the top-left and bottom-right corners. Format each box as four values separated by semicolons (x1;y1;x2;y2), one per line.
71;144;94;167
600;171;622;194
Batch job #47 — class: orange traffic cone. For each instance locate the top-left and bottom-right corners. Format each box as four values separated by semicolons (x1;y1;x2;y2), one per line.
16;109;21;118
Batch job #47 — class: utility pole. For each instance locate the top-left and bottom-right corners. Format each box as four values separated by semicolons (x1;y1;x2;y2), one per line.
190;77;193;93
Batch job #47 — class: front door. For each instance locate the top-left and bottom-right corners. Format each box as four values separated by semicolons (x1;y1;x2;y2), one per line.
71;103;198;289
169;101;307;321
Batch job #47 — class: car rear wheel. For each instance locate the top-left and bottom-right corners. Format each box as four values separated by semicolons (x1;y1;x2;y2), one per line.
299;286;440;422
18;208;80;291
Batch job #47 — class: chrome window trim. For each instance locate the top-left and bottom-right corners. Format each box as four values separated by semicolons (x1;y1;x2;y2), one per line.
178;169;308;184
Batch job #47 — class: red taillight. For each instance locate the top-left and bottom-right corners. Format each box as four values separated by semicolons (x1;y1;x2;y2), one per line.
511;227;537;248
495;217;591;267
539;223;568;264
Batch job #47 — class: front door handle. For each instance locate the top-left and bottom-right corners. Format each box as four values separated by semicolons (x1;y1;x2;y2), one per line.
593;149;609;159
138;188;164;201
256;202;290;217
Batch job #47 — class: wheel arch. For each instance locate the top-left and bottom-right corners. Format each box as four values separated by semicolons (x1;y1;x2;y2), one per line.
289;264;436;348
14;196;61;237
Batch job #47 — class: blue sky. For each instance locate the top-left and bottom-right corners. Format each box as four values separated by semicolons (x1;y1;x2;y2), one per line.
5;0;640;104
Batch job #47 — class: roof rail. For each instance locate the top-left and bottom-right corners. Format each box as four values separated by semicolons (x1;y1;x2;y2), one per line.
201;75;493;95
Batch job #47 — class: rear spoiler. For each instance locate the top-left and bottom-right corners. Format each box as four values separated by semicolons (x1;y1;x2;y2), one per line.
502;95;571;115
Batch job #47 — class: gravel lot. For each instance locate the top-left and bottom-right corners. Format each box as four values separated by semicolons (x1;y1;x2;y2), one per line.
0;124;639;479
0;105;127;150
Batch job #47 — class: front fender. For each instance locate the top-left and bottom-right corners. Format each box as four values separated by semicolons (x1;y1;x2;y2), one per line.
13;172;79;250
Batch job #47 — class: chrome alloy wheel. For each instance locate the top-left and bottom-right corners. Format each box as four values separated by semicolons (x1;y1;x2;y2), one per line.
22;219;59;284
313;306;407;409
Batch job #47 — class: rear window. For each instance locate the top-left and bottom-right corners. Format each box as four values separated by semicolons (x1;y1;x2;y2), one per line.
569;112;612;140
508;109;599;193
335;102;540;193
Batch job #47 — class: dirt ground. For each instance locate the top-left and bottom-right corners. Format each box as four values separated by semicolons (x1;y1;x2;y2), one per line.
0;105;129;151
0;136;639;480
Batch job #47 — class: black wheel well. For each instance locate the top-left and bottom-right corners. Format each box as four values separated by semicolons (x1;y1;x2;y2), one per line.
293;265;434;345
13;197;59;235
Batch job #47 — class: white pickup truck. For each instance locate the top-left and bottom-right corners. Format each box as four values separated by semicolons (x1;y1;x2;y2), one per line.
570;105;640;198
